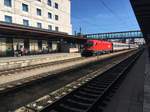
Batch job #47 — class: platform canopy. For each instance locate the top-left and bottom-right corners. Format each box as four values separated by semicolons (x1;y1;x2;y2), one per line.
0;22;86;42
130;0;150;44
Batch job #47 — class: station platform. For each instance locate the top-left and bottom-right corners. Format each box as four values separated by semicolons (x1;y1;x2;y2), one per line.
144;50;150;112
103;49;149;112
0;53;81;71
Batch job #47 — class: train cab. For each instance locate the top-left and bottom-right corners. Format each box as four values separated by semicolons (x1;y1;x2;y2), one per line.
82;40;95;56
82;40;113;56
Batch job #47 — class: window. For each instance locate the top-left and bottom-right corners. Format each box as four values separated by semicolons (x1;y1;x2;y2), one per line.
47;0;51;6
48;25;52;30
4;0;12;7
55;3;58;9
55;26;59;31
23;19;29;26
37;8;42;16
85;42;93;48
22;3;28;12
37;22;42;28
48;12;52;19
5;15;12;23
55;15;59;21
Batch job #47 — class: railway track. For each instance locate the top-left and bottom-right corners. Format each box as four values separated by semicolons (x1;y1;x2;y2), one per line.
0;50;133;77
0;50;134;77
24;49;143;112
0;50;137;111
0;50;134;90
16;49;144;112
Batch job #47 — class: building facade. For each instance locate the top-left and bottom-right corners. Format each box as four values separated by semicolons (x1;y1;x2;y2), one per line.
0;0;72;34
0;23;85;57
0;0;85;57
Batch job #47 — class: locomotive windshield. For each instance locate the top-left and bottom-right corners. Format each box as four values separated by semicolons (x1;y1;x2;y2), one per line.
84;42;94;48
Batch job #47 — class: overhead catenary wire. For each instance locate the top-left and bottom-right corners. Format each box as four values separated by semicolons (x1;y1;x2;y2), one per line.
74;0;138;34
97;0;131;27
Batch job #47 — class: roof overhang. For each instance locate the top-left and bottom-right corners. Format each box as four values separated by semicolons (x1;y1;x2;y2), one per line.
0;22;86;42
130;0;150;43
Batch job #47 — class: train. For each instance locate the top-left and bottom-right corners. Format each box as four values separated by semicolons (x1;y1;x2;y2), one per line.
81;40;139;56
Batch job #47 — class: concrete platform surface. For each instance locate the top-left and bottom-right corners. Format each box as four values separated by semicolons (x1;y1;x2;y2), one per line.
103;49;147;112
0;53;81;71
144;50;150;112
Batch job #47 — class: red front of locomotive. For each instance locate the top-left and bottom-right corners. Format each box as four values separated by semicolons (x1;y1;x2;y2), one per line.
82;40;113;56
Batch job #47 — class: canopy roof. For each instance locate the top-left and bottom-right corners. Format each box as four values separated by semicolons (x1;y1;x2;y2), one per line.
130;0;150;43
0;22;86;42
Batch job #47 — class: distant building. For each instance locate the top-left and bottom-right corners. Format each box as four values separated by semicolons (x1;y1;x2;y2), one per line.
0;0;72;34
134;38;145;45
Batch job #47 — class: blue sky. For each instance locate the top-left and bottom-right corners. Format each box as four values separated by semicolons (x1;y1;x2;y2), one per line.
71;0;140;34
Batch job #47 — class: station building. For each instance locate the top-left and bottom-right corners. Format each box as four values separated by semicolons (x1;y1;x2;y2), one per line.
0;0;72;34
0;0;85;57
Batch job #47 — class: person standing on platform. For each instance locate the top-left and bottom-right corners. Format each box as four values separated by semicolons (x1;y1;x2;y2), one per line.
20;45;24;56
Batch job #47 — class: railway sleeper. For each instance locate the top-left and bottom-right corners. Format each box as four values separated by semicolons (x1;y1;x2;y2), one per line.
61;100;89;109
58;103;84;112
78;91;100;97
80;88;102;95
96;75;117;80
88;83;109;88
88;81;110;85
73;94;96;102
86;85;105;91
91;80;115;84
67;98;91;107
87;85;107;90
75;92;98;99
82;88;104;94
70;95;94;104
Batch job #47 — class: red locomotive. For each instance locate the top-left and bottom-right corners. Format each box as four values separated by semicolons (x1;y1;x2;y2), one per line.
81;39;138;56
82;40;113;56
